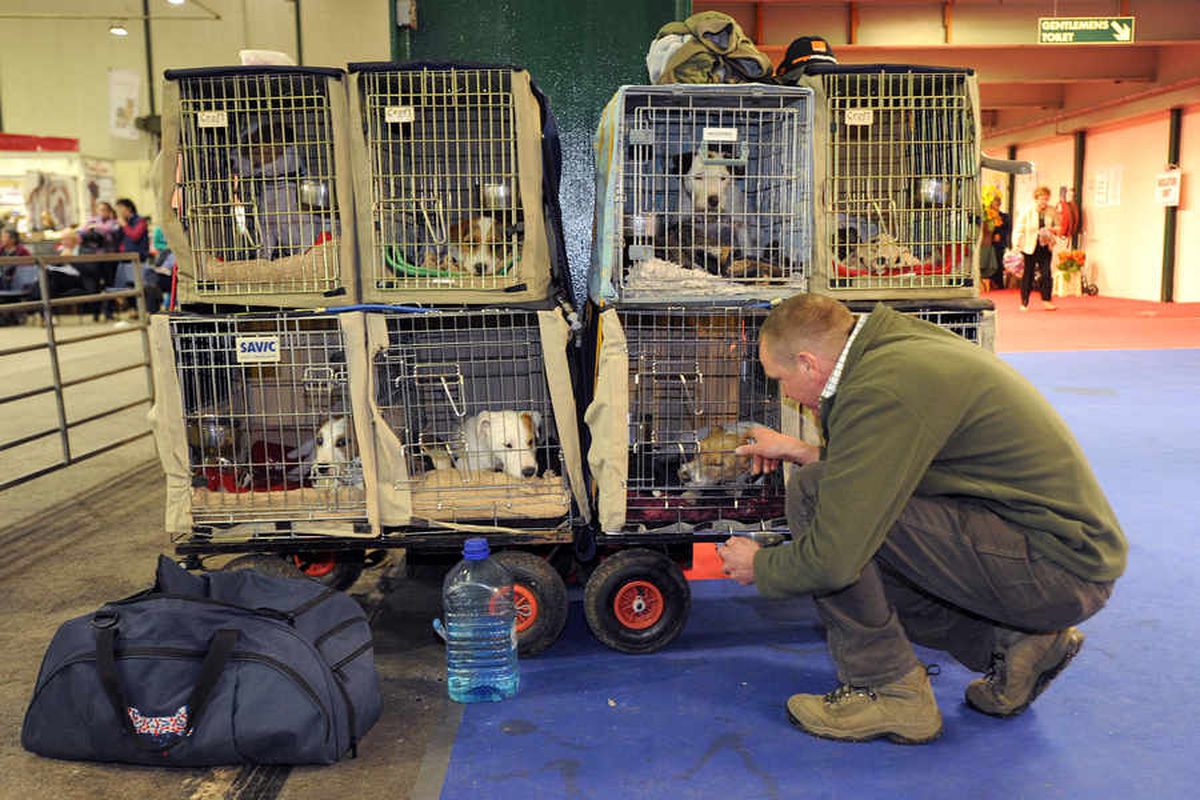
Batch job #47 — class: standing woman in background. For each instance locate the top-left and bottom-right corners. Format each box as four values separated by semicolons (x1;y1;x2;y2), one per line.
1012;185;1060;311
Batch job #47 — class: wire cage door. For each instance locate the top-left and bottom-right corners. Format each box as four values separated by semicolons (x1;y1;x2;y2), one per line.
169;314;366;532
167;68;348;300
602;85;813;302
818;68;980;296
620;305;785;531
373;310;574;527
357;67;534;294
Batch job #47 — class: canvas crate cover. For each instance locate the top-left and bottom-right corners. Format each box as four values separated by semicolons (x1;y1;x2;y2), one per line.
159;67;359;308
349;65;560;305
585;306;801;532
795;65;983;301
589;85;813;306
366;309;589;529
148;313;380;538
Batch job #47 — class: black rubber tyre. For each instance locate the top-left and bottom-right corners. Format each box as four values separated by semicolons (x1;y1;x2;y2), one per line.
583;548;691;654
494;550;569;657
222;553;308;580
291;550;366;591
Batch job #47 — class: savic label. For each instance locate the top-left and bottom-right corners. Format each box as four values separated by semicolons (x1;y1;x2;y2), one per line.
844;109;874;126
385;105;415;123
235;336;281;363
197;110;228;128
702;127;739;143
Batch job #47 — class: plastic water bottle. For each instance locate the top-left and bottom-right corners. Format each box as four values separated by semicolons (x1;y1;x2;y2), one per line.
441;538;519;703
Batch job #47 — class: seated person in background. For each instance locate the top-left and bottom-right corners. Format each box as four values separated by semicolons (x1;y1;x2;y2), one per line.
1;227;34;291
79;201;121;254
57;227;81;257
1;226;32;258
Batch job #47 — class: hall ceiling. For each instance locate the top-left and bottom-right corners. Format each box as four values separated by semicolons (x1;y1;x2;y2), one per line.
696;1;1200;145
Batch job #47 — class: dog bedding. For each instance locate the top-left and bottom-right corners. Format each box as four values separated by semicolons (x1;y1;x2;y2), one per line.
624;257;788;296
191;485;366;509
410;469;570;522
200;238;340;286
626;491;785;526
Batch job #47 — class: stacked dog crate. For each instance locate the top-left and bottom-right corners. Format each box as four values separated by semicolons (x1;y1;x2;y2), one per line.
347;63;585;655
586;83;816;653
794;62;997;344
151;66;380;590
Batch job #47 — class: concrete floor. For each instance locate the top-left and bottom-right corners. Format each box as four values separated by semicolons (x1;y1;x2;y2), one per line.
0;316;461;800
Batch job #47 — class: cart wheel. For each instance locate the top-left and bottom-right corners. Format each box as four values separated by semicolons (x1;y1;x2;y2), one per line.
583;548;691;654
292;550;365;591
493;551;569;657
223;554;307;580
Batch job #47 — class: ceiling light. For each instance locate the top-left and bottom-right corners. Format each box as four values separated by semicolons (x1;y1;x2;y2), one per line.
167;0;187;6
109;20;129;36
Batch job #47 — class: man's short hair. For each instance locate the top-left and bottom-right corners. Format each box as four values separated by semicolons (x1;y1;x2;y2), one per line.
1033;185;1051;199
760;293;854;360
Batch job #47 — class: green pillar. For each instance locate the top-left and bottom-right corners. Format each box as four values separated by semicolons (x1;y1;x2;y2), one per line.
403;0;688;300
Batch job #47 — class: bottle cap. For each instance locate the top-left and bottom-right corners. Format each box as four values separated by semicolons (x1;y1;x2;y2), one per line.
463;537;490;561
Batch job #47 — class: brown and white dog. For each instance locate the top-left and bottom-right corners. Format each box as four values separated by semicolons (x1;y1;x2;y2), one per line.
458;410;543;479
678;422;757;489
446;215;512;276
311;415;363;487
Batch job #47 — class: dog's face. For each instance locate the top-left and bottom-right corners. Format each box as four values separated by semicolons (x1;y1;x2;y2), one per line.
312;416;352;485
447;215;504;276
864;233;920;273
678;150;741;214
678;425;753;487
469;410;542;479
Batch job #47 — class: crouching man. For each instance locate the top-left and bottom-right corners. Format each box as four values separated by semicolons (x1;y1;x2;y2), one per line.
719;294;1126;744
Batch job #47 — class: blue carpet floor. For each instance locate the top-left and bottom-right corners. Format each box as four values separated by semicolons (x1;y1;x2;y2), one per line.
440;349;1200;800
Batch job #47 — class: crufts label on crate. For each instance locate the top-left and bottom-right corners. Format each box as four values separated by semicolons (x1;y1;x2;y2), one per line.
844;109;874;127
702;127;739;143
197;110;228;128
385;105;415;124
235;336;281;363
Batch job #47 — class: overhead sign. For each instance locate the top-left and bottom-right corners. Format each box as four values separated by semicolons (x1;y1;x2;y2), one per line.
1039;16;1135;44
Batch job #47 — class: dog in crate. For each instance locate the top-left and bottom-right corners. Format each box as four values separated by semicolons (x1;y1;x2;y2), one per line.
233;115;334;261
456;410;543;479
677;422;761;492
654;149;782;280
311;416;364;488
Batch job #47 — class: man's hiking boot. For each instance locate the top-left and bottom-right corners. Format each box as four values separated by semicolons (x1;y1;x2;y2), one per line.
965;627;1084;718
785;664;942;744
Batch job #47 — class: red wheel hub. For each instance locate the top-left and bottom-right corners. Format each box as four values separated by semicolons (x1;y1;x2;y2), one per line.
613;580;664;630
513;584;539;633
294;554;336;578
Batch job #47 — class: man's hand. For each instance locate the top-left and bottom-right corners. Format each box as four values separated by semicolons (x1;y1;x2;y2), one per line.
735;425;819;475
717;536;759;585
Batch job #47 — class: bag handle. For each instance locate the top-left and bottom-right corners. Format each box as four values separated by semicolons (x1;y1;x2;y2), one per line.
95;623;239;753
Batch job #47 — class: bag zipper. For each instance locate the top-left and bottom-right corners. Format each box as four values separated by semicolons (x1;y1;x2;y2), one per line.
35;646;332;745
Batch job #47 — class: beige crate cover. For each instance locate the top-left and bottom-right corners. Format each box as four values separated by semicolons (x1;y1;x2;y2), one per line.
586;306;801;533
366;309;588;529
800;72;982;301
351;69;556;305
148;313;379;538
159;77;360;308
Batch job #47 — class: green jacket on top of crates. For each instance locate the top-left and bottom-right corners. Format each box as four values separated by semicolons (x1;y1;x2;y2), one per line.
753;305;1127;598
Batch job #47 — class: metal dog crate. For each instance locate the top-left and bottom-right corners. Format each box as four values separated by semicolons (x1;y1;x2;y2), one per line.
160;67;356;306
591;85;814;304
349;63;567;304
801;65;981;299
368;308;584;533
848;298;996;351
151;313;369;537
588;304;788;537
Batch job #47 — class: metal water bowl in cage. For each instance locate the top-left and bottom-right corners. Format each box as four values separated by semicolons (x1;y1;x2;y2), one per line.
479;182;516;211
917;178;949;206
191;415;237;451
623;212;657;242
298;179;331;210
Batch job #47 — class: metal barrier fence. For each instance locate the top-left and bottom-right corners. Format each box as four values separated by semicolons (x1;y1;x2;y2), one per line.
0;253;154;492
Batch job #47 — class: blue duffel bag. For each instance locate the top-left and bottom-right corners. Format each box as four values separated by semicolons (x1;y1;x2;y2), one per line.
21;555;381;766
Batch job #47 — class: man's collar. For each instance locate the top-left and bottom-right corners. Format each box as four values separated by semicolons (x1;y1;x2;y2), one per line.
819;315;867;401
